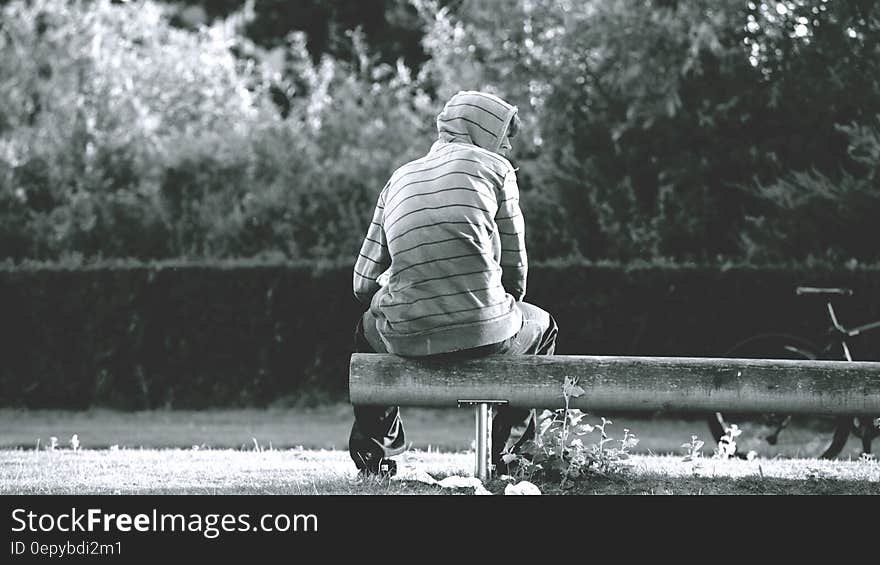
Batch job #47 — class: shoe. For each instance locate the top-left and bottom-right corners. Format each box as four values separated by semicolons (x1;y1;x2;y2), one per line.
358;447;397;477
377;458;397;477
358;458;397;479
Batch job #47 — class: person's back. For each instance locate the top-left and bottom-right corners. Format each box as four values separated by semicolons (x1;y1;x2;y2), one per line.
354;96;527;355
348;91;558;477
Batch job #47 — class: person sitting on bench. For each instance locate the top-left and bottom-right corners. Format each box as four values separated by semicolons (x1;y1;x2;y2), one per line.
349;90;558;477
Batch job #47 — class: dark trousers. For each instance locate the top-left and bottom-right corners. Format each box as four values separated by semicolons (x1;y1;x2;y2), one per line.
348;302;558;472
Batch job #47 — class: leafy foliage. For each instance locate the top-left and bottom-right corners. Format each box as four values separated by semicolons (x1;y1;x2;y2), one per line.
1;0;269;259
503;376;640;487
713;424;742;459
2;0;880;264
741;119;880;263
418;0;880;263
681;434;705;475
0;0;435;261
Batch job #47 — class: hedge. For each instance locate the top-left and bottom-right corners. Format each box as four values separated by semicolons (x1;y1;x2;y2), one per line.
2;260;880;409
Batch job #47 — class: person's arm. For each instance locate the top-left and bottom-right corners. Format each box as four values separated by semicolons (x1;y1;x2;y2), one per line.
353;190;391;306
495;169;527;301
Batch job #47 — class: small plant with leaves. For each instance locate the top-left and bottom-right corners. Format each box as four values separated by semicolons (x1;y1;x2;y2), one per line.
681;434;705;475
502;376;639;488
682;435;704;462
714;425;742;460
587;417;640;477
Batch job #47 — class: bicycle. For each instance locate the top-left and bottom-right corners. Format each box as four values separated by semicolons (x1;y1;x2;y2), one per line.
708;286;880;459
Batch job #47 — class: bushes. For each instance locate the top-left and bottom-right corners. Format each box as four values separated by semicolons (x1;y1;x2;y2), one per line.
417;0;880;263
0;0;271;260
741;119;880;263
0;0;437;262
2;0;880;265
0;260;359;409
2;260;880;409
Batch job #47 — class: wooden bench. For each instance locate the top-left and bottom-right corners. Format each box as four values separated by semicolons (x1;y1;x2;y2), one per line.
349;353;880;480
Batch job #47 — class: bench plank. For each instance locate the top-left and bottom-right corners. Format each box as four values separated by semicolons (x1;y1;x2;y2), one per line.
349;354;880;414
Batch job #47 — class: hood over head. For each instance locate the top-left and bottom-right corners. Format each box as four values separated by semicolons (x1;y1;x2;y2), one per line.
436;91;518;154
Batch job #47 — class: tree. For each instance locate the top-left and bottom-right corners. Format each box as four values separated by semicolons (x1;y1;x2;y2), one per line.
418;0;880;262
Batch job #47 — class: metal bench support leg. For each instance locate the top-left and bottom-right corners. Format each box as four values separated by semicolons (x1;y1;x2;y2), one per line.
459;399;508;481
475;402;491;481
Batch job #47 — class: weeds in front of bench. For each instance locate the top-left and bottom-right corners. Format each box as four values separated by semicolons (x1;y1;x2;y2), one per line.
502;376;639;489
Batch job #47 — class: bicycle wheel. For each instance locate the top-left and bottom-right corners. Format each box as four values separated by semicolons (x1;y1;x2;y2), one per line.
708;333;854;459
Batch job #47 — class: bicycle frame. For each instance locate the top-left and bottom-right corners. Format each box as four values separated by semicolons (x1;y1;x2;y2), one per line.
824;301;880;362
712;286;880;459
815;293;880;457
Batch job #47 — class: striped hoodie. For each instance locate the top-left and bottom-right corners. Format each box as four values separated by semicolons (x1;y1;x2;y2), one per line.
353;91;527;356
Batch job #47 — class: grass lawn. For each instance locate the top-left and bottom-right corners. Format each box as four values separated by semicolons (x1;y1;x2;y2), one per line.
0;405;878;495
0;404;872;459
1;447;878;495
